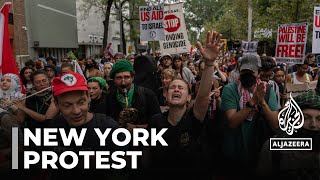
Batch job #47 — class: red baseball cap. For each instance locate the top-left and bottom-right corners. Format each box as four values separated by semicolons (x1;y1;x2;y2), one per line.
52;72;88;96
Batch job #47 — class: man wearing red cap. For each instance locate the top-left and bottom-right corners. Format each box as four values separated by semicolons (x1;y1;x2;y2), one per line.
52;72;118;128
48;72;122;177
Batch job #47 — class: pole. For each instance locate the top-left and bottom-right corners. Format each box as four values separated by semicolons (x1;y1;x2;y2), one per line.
152;41;156;58
248;0;252;42
119;8;124;53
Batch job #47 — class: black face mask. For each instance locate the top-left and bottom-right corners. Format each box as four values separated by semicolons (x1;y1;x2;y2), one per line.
240;73;257;88
86;64;94;69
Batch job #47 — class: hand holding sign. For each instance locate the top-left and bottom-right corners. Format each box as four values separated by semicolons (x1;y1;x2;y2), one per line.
196;31;224;63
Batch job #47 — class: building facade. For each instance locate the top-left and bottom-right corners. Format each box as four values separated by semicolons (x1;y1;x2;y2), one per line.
24;0;78;62
76;0;133;59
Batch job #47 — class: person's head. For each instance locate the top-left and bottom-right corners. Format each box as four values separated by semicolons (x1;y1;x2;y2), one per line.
197;60;205;78
46;56;57;66
161;69;176;88
20;67;33;85
181;53;188;63
86;58;96;69
172;55;183;70
167;78;191;108
114;52;125;62
306;53;315;65
78;57;86;67
104;62;113;77
109;60;135;91
259;56;276;82
87;77;106;100
52;72;90;127
296;60;309;75
25;60;35;70
273;67;285;84
61;63;75;74
187;61;195;71
159;53;172;68
239;54;261;89
0;73;21;92
31;70;50;91
44;64;56;80
294;91;320;131
126;55;135;65
35;60;44;70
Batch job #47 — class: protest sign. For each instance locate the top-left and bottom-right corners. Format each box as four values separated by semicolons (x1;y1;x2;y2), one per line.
159;3;191;54
275;22;308;64
139;4;165;41
313;6;320;53
286;81;317;98
216;49;225;64
241;41;258;53
221;39;228;52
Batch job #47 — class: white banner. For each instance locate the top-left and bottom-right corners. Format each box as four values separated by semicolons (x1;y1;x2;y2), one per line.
312;6;320;53
275;22;308;64
139;4;165;42
159;3;191;54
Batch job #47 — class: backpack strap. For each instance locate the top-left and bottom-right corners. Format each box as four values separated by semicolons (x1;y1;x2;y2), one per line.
264;83;272;104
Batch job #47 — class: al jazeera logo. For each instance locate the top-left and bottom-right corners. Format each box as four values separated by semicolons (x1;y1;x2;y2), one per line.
270;93;312;150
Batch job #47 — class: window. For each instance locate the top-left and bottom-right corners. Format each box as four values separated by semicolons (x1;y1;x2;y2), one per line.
8;13;13;24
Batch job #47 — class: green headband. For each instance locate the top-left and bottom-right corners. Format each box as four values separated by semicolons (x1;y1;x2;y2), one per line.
88;76;106;88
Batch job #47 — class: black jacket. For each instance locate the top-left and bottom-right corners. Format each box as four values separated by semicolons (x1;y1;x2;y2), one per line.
105;85;161;125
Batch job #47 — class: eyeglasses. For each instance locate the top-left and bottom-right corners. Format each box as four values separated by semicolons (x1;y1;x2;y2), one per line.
114;76;131;81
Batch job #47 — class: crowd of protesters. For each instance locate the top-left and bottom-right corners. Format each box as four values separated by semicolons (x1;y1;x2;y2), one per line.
0;31;319;179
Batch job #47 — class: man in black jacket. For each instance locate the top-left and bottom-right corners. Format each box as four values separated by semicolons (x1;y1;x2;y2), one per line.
106;60;161;131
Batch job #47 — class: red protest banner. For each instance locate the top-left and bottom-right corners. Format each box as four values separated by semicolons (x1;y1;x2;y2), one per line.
275;22;308;64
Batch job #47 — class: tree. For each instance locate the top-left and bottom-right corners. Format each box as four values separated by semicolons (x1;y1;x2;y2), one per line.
78;0;114;51
184;0;225;42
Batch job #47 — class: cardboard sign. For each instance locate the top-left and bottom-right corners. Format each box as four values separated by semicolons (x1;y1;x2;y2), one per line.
286;81;317;97
241;41;258;53
159;3;191;54
275;23;308;64
221;39;228;52
139;4;165;41
216;49;225;64
312;6;320;53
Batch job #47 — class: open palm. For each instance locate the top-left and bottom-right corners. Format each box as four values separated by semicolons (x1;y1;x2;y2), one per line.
196;31;224;63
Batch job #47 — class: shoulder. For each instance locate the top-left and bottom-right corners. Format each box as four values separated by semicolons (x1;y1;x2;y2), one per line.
149;112;167;128
135;85;155;96
93;113;118;128
222;82;237;93
183;67;192;73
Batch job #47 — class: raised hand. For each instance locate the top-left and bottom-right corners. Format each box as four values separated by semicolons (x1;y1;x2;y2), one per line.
196;31;224;63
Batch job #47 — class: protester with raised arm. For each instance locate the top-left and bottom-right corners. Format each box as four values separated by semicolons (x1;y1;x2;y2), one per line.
142;31;224;178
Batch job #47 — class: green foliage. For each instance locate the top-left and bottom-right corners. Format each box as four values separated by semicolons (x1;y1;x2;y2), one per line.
186;0;320;53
